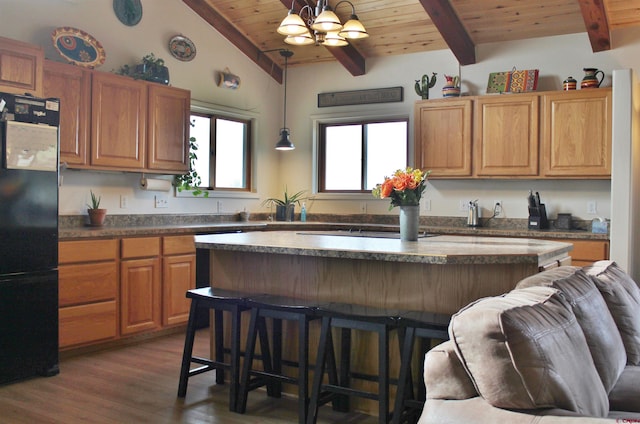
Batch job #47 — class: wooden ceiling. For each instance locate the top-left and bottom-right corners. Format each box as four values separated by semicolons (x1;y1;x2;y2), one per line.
184;0;640;83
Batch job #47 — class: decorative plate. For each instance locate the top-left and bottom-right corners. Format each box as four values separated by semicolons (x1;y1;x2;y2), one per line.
113;0;143;26
51;27;106;69
168;35;196;62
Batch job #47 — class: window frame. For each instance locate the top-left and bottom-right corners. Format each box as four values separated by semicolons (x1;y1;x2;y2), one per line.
189;109;253;193
317;116;410;194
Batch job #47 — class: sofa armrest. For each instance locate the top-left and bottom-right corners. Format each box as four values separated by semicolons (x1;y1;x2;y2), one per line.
424;340;477;400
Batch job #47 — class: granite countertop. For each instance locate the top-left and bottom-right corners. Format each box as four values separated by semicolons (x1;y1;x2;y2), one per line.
195;231;573;266
58;214;609;241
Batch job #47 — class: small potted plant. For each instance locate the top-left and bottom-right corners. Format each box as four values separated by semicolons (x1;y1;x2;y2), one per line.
173;132;208;197
87;190;107;226
262;187;308;222
116;53;170;85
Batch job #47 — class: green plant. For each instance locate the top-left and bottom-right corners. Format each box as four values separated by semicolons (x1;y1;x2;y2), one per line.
414;72;437;99
87;190;101;209
173;132;208;197
115;53;167;80
261;186;308;208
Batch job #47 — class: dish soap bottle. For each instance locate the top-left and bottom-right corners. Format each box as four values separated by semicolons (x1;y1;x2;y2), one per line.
300;202;307;222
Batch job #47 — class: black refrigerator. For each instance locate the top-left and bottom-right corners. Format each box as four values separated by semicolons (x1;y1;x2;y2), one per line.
0;92;60;384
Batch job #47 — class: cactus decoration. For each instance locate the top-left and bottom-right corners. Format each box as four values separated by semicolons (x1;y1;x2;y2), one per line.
415;72;437;99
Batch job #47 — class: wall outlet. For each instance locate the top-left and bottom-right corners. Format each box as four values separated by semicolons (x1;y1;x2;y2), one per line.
423;199;431;212
154;194;168;208
217;200;223;213
493;201;502;217
587;200;597;214
120;195;128;209
459;199;469;212
360;202;367;214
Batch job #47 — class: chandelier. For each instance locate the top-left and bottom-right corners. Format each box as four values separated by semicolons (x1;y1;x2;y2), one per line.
277;0;369;47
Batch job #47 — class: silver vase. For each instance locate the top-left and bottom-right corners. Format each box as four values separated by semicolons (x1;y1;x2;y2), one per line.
399;205;420;241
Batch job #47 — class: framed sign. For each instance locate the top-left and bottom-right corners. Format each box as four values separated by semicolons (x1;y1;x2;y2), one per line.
318;86;403;107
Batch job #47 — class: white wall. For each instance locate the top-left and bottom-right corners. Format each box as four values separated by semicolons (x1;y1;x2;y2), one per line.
1;1;639;224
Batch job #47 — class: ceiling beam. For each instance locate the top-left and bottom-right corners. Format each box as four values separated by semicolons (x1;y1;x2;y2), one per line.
418;0;476;65
183;0;283;83
577;0;611;52
278;0;366;76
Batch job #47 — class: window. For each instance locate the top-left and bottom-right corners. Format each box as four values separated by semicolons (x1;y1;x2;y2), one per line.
318;118;408;192
190;112;251;191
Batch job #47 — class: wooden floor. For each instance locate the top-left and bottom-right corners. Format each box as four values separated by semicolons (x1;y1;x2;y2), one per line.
0;329;379;424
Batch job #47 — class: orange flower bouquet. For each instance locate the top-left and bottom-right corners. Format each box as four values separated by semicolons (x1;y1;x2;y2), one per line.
372;167;430;210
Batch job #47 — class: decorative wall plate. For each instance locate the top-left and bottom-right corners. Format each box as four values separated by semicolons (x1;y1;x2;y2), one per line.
168;35;196;62
51;27;106;68
113;0;143;26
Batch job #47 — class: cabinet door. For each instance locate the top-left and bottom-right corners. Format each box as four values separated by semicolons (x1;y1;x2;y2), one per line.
541;89;612;177
163;254;196;326
121;257;161;335
474;94;539;177
0;36;43;96
91;72;147;170
44;60;91;166
414;99;472;177
147;84;190;172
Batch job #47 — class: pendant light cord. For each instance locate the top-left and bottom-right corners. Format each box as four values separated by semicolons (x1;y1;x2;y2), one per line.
280;49;293;130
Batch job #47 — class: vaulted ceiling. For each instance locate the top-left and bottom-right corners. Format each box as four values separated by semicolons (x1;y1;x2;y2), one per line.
183;0;640;83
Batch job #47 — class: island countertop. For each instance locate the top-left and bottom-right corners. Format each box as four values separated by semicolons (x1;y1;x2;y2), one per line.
195;230;572;266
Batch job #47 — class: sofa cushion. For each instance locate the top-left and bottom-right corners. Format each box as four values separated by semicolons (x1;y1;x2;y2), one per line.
516;267;626;393
450;286;609;417
584;261;640;365
608;365;640;412
423;340;477;400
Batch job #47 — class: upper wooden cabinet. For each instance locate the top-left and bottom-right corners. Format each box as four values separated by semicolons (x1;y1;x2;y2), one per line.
541;88;612;178
43;60;190;174
414;99;472;177
0;36;44;97
44;60;91;166
415;89;611;179
474;94;539;177
91;72;148;170
147;84;190;173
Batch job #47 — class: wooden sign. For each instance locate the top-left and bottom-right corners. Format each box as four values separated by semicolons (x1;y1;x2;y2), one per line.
318;86;403;107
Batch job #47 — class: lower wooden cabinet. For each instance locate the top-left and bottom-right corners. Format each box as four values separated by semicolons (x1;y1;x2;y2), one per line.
120;237;162;335
552;239;609;267
58;239;118;349
59;234;196;349
162;235;196;326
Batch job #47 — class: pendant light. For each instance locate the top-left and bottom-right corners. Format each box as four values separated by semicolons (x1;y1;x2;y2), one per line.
275;49;295;151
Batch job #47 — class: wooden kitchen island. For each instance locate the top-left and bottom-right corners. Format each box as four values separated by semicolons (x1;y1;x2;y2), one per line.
195;230;572;315
194;230;572;416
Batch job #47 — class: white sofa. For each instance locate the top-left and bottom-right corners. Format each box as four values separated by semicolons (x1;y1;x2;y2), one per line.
418;261;640;423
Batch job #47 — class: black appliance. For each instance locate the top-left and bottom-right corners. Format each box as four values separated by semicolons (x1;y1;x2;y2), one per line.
0;92;60;384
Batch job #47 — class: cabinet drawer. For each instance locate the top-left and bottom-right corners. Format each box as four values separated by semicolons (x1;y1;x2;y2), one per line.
163;235;195;255
566;240;609;261
59;239;118;264
59;300;117;348
59;262;117;307
121;237;161;259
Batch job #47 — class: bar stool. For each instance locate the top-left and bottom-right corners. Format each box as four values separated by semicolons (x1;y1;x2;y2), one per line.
391;310;450;424
236;294;322;424
177;287;250;412
306;302;402;424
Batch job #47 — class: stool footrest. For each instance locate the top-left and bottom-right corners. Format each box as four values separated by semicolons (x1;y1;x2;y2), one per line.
248;370;298;385
320;384;379;401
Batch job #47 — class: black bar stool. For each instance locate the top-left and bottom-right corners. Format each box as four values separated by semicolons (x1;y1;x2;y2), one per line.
306;302;402;424
391;310;450;424
177;287;250;412
236;294;322;424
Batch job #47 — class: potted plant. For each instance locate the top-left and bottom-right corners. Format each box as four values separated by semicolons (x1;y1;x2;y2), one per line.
262;187;308;222
115;53;170;85
87;190;107;226
173;132;208;197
